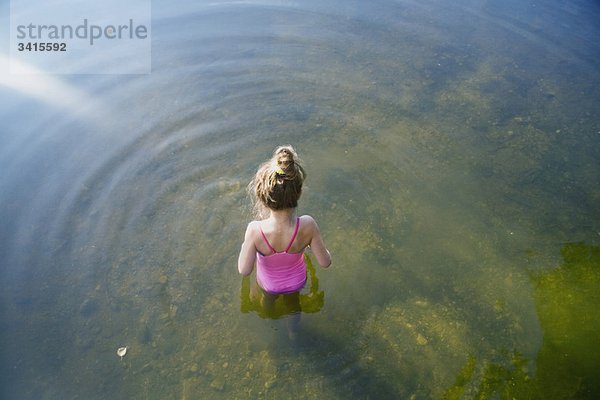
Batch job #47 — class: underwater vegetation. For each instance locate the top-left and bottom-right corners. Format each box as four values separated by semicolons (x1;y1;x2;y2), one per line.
442;242;600;400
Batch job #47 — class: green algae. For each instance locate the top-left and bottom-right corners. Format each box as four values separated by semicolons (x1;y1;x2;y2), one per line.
440;242;600;400
441;356;476;400
530;242;600;399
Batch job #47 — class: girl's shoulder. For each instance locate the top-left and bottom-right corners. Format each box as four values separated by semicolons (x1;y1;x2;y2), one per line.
246;220;264;232
247;220;262;227
244;220;267;248
299;215;319;230
299;214;315;222
244;220;263;237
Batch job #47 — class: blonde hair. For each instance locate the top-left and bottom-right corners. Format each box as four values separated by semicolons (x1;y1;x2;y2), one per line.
249;145;305;217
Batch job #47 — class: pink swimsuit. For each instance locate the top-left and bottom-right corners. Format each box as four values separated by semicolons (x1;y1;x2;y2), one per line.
256;217;307;295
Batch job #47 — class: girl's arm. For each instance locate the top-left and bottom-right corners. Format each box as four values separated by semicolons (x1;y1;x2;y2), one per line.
238;223;257;275
307;217;332;268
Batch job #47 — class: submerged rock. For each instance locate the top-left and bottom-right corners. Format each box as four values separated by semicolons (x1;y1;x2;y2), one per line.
210;378;225;391
360;299;472;398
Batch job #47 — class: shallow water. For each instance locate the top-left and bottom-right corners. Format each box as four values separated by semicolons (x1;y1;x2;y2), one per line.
1;0;599;399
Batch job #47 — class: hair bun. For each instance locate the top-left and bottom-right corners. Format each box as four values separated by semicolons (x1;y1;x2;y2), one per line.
273;145;300;179
250;145;306;215
274;145;297;162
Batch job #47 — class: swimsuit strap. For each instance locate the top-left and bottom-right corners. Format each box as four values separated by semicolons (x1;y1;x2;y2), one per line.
260;217;300;254
284;217;301;253
259;227;277;254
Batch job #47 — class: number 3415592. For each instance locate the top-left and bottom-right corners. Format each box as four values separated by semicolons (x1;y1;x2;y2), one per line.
17;42;67;51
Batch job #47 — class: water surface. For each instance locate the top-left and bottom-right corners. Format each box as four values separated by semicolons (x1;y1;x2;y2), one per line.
1;0;599;399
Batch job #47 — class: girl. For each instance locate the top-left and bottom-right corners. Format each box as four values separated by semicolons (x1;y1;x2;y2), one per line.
238;145;331;315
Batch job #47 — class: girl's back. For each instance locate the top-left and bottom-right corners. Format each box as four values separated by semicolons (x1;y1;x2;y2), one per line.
238;145;331;281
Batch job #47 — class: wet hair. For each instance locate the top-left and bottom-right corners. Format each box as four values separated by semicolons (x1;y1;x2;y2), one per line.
249;145;305;216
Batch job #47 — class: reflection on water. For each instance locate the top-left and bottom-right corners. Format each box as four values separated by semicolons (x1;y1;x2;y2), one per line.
1;0;599;398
